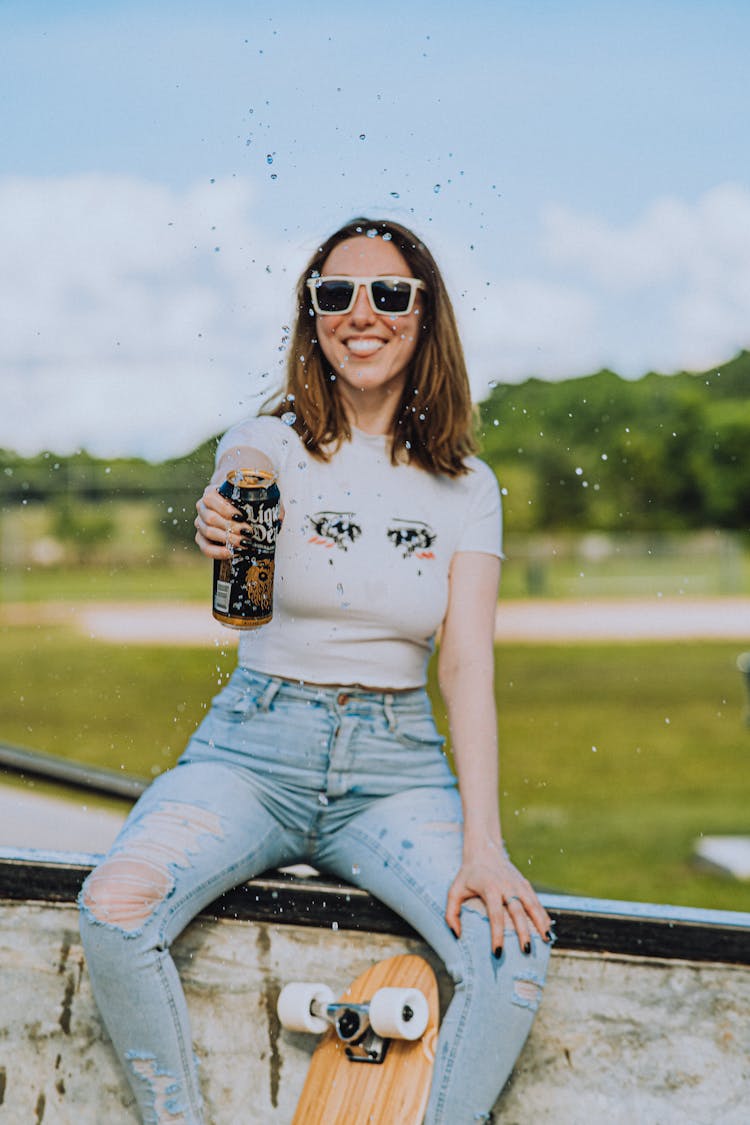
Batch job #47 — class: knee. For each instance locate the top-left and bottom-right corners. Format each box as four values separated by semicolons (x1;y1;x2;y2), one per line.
79;797;224;934
79;855;173;934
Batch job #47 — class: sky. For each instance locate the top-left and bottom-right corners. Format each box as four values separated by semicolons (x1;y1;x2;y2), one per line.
1;0;749;459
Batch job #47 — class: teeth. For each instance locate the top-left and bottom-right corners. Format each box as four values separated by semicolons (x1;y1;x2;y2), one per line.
346;338;385;355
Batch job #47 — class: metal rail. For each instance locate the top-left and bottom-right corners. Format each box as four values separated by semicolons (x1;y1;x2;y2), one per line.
0;741;148;800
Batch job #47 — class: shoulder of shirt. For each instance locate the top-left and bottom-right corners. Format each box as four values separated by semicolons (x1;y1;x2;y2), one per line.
462;456;500;490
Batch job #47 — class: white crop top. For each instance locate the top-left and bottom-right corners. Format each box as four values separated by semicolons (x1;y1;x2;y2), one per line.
215;416;503;689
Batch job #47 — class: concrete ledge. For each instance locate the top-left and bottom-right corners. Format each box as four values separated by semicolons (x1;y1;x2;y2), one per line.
2;846;749;966
1;898;749;1124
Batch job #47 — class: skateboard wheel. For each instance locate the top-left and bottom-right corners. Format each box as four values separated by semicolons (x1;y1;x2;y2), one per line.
277;982;335;1034
368;987;429;1040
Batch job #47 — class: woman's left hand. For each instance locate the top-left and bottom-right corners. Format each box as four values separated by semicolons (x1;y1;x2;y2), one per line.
445;844;552;956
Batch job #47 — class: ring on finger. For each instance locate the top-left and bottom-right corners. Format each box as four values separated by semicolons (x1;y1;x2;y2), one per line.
504;895;521;905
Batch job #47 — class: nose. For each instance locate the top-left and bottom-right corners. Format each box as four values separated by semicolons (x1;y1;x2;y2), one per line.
349;283;375;322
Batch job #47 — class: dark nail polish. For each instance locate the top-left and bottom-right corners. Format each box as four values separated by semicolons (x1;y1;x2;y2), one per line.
493;946;503;959
545;930;552;942
240;537;255;548
523;942;531;955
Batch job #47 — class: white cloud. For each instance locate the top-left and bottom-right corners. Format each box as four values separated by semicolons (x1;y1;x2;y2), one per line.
541;183;750;372
1;176;748;458
0;174;304;457
456;277;599;389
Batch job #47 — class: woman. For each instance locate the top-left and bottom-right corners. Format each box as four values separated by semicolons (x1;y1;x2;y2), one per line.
79;217;553;1124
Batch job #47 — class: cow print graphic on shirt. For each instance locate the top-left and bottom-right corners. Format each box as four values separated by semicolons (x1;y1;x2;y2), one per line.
386;519;437;559
308;511;363;551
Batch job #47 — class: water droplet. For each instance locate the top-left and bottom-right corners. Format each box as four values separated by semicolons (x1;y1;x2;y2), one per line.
390;191;400;199
359;133;366;140
281;411;297;426
318;792;329;806
266;153;274;164
382;232;392;241
433;183;441;194
270;173;277;181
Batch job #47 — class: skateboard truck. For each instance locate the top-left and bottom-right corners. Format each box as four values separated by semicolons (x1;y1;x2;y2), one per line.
278;983;429;1065
326;1001;389;1064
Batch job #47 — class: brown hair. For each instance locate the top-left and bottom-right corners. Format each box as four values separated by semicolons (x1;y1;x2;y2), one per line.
268;216;477;476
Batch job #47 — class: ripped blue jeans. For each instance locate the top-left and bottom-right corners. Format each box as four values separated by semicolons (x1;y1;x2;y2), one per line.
79;668;551;1124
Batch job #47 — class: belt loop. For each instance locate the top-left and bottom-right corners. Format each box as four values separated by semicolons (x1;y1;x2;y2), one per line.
258;677;282;712
383;692;397;732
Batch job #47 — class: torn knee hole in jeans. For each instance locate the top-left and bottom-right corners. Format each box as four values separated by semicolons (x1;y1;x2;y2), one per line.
82;801;224;932
512;974;544;1011
127;1052;189;1123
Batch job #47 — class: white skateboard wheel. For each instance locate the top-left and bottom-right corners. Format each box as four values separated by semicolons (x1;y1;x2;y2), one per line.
277;982;335;1034
368;987;428;1040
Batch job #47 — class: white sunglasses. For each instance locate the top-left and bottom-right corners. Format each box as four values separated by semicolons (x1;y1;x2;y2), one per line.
307;275;425;317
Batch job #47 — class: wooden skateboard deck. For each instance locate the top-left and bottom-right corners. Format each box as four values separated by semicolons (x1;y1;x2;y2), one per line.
290;954;439;1125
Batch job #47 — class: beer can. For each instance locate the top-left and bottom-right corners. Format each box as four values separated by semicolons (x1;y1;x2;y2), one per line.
212;469;281;629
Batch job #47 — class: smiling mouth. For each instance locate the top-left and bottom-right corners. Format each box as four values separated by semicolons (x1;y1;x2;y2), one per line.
345;337;386;356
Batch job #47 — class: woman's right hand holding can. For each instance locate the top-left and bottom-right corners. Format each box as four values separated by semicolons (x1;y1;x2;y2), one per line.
194;483;250;559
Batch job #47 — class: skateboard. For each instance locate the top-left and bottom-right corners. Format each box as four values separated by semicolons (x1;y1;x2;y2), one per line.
278;953;439;1124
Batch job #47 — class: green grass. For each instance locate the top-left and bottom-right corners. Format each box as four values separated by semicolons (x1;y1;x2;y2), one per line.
0;625;235;776
1;623;748;913
484;643;749;911
0;558;211;603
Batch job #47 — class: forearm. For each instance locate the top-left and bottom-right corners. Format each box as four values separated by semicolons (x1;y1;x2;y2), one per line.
439;658;504;856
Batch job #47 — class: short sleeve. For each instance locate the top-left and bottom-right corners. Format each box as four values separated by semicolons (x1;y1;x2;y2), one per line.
456;459;504;559
215;415;296;474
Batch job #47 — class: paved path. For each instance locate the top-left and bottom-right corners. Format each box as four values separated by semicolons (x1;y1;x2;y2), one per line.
0;783;126;853
4;597;748;644
493;597;750;642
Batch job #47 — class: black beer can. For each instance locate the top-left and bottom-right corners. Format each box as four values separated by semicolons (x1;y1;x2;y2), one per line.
212;469;281;629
